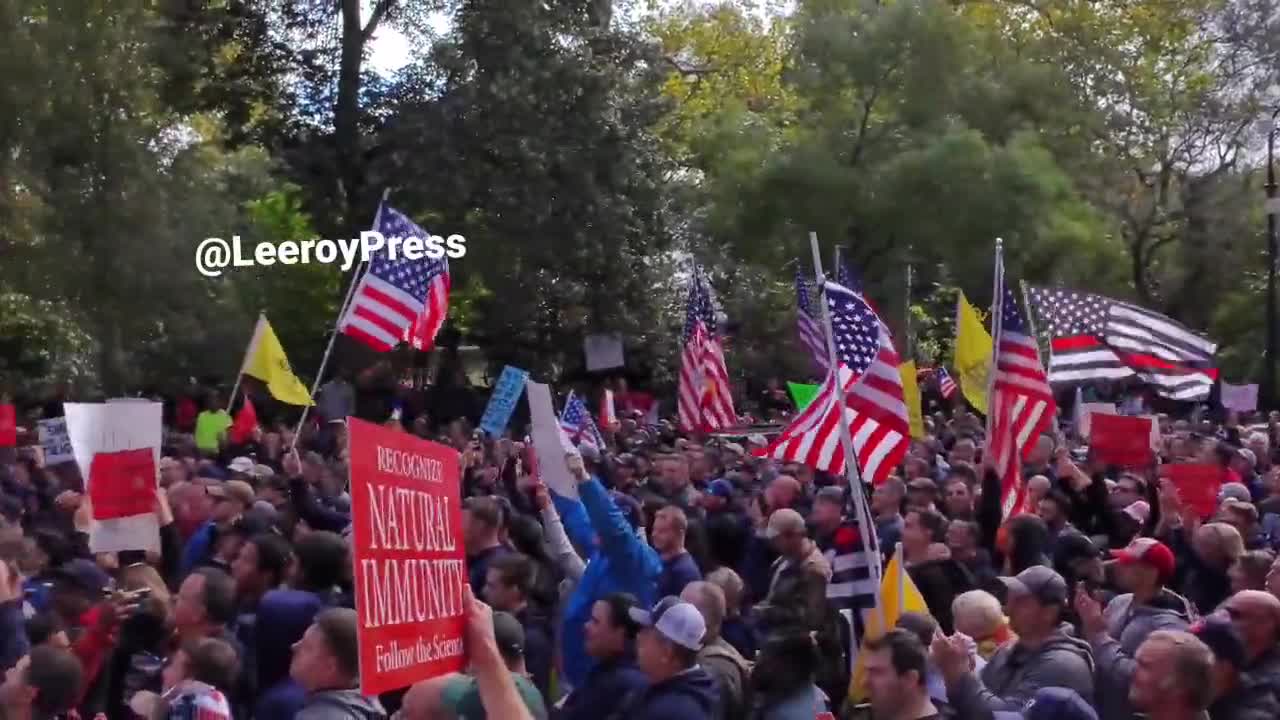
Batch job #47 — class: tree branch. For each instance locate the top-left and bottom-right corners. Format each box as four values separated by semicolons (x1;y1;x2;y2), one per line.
361;0;396;45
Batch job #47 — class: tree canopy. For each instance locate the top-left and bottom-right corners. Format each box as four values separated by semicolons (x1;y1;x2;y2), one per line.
1;0;1277;396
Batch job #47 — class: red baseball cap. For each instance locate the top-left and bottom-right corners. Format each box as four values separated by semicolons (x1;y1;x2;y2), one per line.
1110;537;1176;581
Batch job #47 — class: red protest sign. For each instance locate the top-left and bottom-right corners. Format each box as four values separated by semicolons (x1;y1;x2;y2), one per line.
88;449;156;519
0;405;15;447
1089;413;1154;467
1161;463;1223;519
349;418;467;695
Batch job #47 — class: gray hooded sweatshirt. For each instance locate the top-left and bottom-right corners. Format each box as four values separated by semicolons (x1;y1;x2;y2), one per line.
947;623;1094;718
296;689;387;720
1091;588;1193;720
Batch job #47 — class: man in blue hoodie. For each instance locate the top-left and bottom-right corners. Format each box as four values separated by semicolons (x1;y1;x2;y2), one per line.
551;454;662;691
619;596;721;720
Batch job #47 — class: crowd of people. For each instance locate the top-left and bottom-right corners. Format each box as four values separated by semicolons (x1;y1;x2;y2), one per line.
2;377;1280;720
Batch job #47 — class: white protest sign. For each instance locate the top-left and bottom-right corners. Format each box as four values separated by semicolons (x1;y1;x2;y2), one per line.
1221;383;1259;413
38;418;74;465
526;380;579;499
64;402;162;553
583;334;625;372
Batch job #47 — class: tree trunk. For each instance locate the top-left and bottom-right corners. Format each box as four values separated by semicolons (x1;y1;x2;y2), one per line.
336;0;367;233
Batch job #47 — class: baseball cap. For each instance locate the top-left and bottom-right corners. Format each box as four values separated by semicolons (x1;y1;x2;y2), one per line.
1190;615;1246;668
492;611;524;660
1236;447;1257;467
765;508;807;539
227;457;255;475
1109;537;1176;582
1053;532;1101;568
998;565;1068;606
1220;482;1251;503
616;453;638;468
53;558;112;598
707;479;734;499
207;480;256;508
252;464;275;479
629;596;706;651
1020;687;1098;720
815;486;845;507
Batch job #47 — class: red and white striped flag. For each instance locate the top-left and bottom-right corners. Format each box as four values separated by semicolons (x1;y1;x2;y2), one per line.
677;269;736;432
795;266;828;373
937;367;958;399
754;281;909;485
989;266;1056;517
338;206;450;352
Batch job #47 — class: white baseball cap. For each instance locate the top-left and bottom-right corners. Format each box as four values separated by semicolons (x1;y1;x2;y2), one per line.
629;596;706;651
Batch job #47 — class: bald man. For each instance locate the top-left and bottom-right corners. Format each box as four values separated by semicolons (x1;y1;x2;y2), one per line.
1220;590;1280;711
681;582;750;718
400;673;462;719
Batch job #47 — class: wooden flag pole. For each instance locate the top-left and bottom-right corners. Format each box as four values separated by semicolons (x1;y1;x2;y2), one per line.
291;189;390;446
810;230;885;630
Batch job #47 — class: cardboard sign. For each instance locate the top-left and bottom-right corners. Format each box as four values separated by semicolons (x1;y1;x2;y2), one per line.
64;402;162;553
1162;464;1224;519
526;380;578;499
38;418;74;465
89;449;157;520
349;419;467;695
583;333;624;371
1221;383;1259;412
0;405;14;447
1089;413;1155;467
478;366;528;437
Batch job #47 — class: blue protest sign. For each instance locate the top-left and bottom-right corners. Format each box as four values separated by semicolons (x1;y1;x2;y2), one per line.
479;366;529;436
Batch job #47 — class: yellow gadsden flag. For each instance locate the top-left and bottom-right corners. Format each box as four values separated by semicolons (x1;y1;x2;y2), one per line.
239;314;314;406
898;361;925;439
954;291;993;415
849;547;930;702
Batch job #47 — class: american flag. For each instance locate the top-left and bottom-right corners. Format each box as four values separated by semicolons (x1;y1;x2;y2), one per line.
795;266;829;372
755;281;909;485
937;367;958;399
990;275;1056;518
338;206;451;352
560;391;605;451
677;268;736;432
1025;286;1218;401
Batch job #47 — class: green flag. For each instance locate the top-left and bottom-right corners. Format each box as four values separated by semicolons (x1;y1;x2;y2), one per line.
787;382;821;410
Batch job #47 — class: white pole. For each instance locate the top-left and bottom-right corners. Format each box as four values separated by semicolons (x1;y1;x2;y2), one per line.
809;231;884;631
983;239;1005;443
226;376;243;413
292;189;390;446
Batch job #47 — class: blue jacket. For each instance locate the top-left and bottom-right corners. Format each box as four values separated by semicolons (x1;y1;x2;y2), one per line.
552;476;662;689
559;655;646;720
0;600;29;672
620;666;720;720
179;521;216;577
657;551;701;599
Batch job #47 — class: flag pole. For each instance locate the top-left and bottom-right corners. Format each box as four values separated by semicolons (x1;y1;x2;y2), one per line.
226;313;265;412
1019;280;1045;367
292;189;390;446
810;231;884;630
905;251;914;361
983;239;1005;443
